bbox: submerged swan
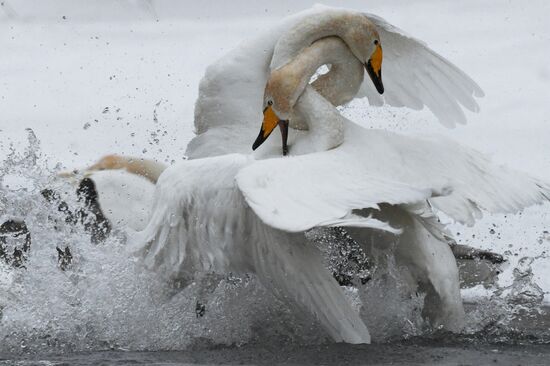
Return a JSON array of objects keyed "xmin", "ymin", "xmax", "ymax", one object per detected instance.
[
  {"xmin": 58, "ymin": 154, "xmax": 167, "ymax": 231},
  {"xmin": 85, "ymin": 154, "xmax": 167, "ymax": 184},
  {"xmin": 0, "ymin": 155, "xmax": 165, "ymax": 271},
  {"xmin": 60, "ymin": 154, "xmax": 167, "ymax": 184},
  {"xmin": 134, "ymin": 7, "xmax": 549, "ymax": 344}
]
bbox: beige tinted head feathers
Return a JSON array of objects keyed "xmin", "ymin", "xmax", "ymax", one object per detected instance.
[
  {"xmin": 253, "ymin": 12, "xmax": 384, "ymax": 155},
  {"xmin": 269, "ymin": 11, "xmax": 384, "ymax": 95},
  {"xmin": 252, "ymin": 67, "xmax": 304, "ymax": 155}
]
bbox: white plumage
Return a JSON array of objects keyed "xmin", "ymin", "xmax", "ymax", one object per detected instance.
[
  {"xmin": 60, "ymin": 155, "xmax": 167, "ymax": 232},
  {"xmin": 90, "ymin": 169, "xmax": 155, "ymax": 231},
  {"xmin": 132, "ymin": 6, "xmax": 549, "ymax": 344},
  {"xmin": 358, "ymin": 12, "xmax": 484, "ymax": 127}
]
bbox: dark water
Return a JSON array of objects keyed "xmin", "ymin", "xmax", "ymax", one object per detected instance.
[{"xmin": 2, "ymin": 341, "xmax": 550, "ymax": 366}]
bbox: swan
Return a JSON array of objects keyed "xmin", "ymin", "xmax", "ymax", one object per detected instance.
[
  {"xmin": 187, "ymin": 6, "xmax": 482, "ymax": 159},
  {"xmin": 58, "ymin": 154, "xmax": 167, "ymax": 231},
  {"xmin": 51, "ymin": 147, "xmax": 502, "ymax": 281},
  {"xmin": 71, "ymin": 154, "xmax": 167, "ymax": 231},
  {"xmin": 0, "ymin": 154, "xmax": 165, "ymax": 272},
  {"xmin": 84, "ymin": 154, "xmax": 167, "ymax": 184},
  {"xmin": 47, "ymin": 150, "xmax": 502, "ymax": 282},
  {"xmin": 239, "ymin": 36, "xmax": 548, "ymax": 327},
  {"xmin": 133, "ymin": 6, "xmax": 549, "ymax": 344}
]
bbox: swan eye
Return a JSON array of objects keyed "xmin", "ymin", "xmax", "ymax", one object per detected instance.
[
  {"xmin": 374, "ymin": 40, "xmax": 379, "ymax": 45},
  {"xmin": 267, "ymin": 100, "xmax": 273, "ymax": 106}
]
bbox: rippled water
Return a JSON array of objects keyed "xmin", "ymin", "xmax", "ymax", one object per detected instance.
[{"xmin": 0, "ymin": 131, "xmax": 549, "ymax": 362}]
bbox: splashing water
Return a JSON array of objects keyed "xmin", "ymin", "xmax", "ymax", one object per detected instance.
[
  {"xmin": 0, "ymin": 131, "xmax": 329, "ymax": 354},
  {"xmin": 1, "ymin": 130, "xmax": 549, "ymax": 356}
]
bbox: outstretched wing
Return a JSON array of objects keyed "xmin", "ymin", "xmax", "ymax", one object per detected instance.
[
  {"xmin": 236, "ymin": 122, "xmax": 550, "ymax": 232},
  {"xmin": 361, "ymin": 13, "xmax": 484, "ymax": 128},
  {"xmin": 236, "ymin": 151, "xmax": 448, "ymax": 233}
]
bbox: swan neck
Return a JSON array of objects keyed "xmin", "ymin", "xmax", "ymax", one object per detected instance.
[
  {"xmin": 293, "ymin": 87, "xmax": 345, "ymax": 152},
  {"xmin": 275, "ymin": 38, "xmax": 361, "ymax": 152},
  {"xmin": 282, "ymin": 37, "xmax": 363, "ymax": 112},
  {"xmin": 270, "ymin": 9, "xmax": 357, "ymax": 69}
]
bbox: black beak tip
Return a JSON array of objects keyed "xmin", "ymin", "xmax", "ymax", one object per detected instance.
[
  {"xmin": 252, "ymin": 130, "xmax": 265, "ymax": 151},
  {"xmin": 365, "ymin": 62, "xmax": 384, "ymax": 95},
  {"xmin": 252, "ymin": 140, "xmax": 260, "ymax": 151}
]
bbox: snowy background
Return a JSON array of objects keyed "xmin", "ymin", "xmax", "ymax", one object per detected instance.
[
  {"xmin": 2, "ymin": 0, "xmax": 548, "ymax": 172},
  {"xmin": 0, "ymin": 0, "xmax": 550, "ymax": 348}
]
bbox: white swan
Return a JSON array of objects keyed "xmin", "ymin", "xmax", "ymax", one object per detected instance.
[
  {"xmin": 59, "ymin": 155, "xmax": 167, "ymax": 231},
  {"xmin": 187, "ymin": 6, "xmax": 483, "ymax": 159},
  {"xmin": 74, "ymin": 155, "xmax": 167, "ymax": 230},
  {"xmin": 134, "ymin": 7, "xmax": 549, "ymax": 344}
]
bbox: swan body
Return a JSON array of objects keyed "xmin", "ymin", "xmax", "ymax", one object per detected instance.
[
  {"xmin": 134, "ymin": 6, "xmax": 549, "ymax": 343},
  {"xmin": 89, "ymin": 169, "xmax": 155, "ymax": 231},
  {"xmin": 58, "ymin": 154, "xmax": 167, "ymax": 232},
  {"xmin": 82, "ymin": 155, "xmax": 166, "ymax": 231},
  {"xmin": 135, "ymin": 153, "xmax": 373, "ymax": 343}
]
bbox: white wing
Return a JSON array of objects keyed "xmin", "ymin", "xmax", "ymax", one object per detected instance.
[
  {"xmin": 236, "ymin": 152, "xmax": 447, "ymax": 233},
  {"xmin": 237, "ymin": 122, "xmax": 550, "ymax": 232},
  {"xmin": 131, "ymin": 154, "xmax": 372, "ymax": 343},
  {"xmin": 129, "ymin": 154, "xmax": 252, "ymax": 279},
  {"xmin": 361, "ymin": 13, "xmax": 484, "ymax": 128},
  {"xmin": 250, "ymin": 219, "xmax": 371, "ymax": 343}
]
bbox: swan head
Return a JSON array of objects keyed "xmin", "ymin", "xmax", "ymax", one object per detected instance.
[
  {"xmin": 364, "ymin": 38, "xmax": 384, "ymax": 95},
  {"xmin": 252, "ymin": 69, "xmax": 298, "ymax": 155},
  {"xmin": 252, "ymin": 14, "xmax": 385, "ymax": 155},
  {"xmin": 340, "ymin": 16, "xmax": 384, "ymax": 94}
]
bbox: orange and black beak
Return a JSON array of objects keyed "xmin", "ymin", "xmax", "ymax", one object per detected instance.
[
  {"xmin": 252, "ymin": 105, "xmax": 289, "ymax": 155},
  {"xmin": 365, "ymin": 43, "xmax": 384, "ymax": 94}
]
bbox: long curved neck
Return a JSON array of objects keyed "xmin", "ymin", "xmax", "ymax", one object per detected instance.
[
  {"xmin": 282, "ymin": 37, "xmax": 363, "ymax": 104},
  {"xmin": 87, "ymin": 155, "xmax": 167, "ymax": 184},
  {"xmin": 122, "ymin": 158, "xmax": 167, "ymax": 184},
  {"xmin": 270, "ymin": 9, "xmax": 362, "ymax": 70},
  {"xmin": 275, "ymin": 37, "xmax": 363, "ymax": 151},
  {"xmin": 292, "ymin": 86, "xmax": 347, "ymax": 154}
]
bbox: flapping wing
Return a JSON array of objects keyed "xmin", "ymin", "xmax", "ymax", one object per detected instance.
[
  {"xmin": 237, "ymin": 120, "xmax": 550, "ymax": 232},
  {"xmin": 361, "ymin": 13, "xmax": 484, "ymax": 128},
  {"xmin": 236, "ymin": 151, "xmax": 449, "ymax": 233},
  {"xmin": 128, "ymin": 154, "xmax": 252, "ymax": 279},
  {"xmin": 420, "ymin": 136, "xmax": 550, "ymax": 225}
]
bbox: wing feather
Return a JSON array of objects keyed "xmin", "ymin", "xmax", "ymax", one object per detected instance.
[
  {"xmin": 361, "ymin": 13, "xmax": 483, "ymax": 127},
  {"xmin": 237, "ymin": 121, "xmax": 550, "ymax": 231},
  {"xmin": 236, "ymin": 151, "xmax": 448, "ymax": 233}
]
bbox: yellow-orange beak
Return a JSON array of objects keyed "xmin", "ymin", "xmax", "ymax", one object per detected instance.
[
  {"xmin": 252, "ymin": 105, "xmax": 289, "ymax": 155},
  {"xmin": 366, "ymin": 43, "xmax": 384, "ymax": 94}
]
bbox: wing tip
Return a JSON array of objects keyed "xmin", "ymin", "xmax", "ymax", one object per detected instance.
[{"xmin": 473, "ymin": 85, "xmax": 485, "ymax": 98}]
